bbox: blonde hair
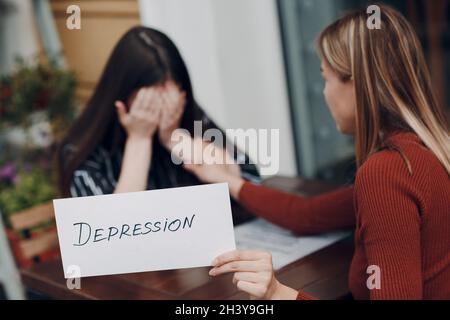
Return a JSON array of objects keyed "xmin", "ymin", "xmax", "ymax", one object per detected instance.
[{"xmin": 317, "ymin": 4, "xmax": 450, "ymax": 175}]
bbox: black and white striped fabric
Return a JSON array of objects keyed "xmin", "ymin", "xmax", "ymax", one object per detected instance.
[
  {"xmin": 70, "ymin": 147, "xmax": 121, "ymax": 197},
  {"xmin": 69, "ymin": 144, "xmax": 261, "ymax": 198}
]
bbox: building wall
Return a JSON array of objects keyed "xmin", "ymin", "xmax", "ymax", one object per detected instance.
[{"xmin": 50, "ymin": 0, "xmax": 141, "ymax": 104}]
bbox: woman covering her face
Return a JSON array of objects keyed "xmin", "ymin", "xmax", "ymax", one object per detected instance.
[{"xmin": 57, "ymin": 26, "xmax": 259, "ymax": 225}]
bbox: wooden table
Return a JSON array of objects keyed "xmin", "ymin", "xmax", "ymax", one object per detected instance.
[{"xmin": 20, "ymin": 176, "xmax": 355, "ymax": 300}]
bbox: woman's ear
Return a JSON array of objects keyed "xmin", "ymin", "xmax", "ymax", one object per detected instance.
[
  {"xmin": 115, "ymin": 101, "xmax": 128, "ymax": 123},
  {"xmin": 126, "ymin": 89, "xmax": 140, "ymax": 112}
]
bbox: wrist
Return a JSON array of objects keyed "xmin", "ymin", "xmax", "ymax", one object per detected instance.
[
  {"xmin": 228, "ymin": 176, "xmax": 245, "ymax": 200},
  {"xmin": 159, "ymin": 133, "xmax": 173, "ymax": 150},
  {"xmin": 127, "ymin": 135, "xmax": 153, "ymax": 144},
  {"xmin": 268, "ymin": 280, "xmax": 298, "ymax": 300},
  {"xmin": 159, "ymin": 129, "xmax": 188, "ymax": 152}
]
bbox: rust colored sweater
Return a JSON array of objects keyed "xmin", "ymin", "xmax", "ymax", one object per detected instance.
[{"xmin": 238, "ymin": 132, "xmax": 450, "ymax": 300}]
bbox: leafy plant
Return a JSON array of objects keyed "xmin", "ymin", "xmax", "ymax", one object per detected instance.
[
  {"xmin": 0, "ymin": 58, "xmax": 78, "ymax": 224},
  {"xmin": 0, "ymin": 58, "xmax": 78, "ymax": 141},
  {"xmin": 0, "ymin": 165, "xmax": 56, "ymax": 217}
]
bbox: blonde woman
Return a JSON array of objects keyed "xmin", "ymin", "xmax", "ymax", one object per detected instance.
[{"xmin": 185, "ymin": 5, "xmax": 450, "ymax": 300}]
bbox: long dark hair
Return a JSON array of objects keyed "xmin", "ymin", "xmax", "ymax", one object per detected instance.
[
  {"xmin": 317, "ymin": 5, "xmax": 450, "ymax": 174},
  {"xmin": 57, "ymin": 26, "xmax": 208, "ymax": 196}
]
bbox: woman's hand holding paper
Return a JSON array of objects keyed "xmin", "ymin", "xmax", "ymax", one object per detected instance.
[{"xmin": 209, "ymin": 250, "xmax": 298, "ymax": 300}]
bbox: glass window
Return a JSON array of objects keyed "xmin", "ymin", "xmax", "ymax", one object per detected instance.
[{"xmin": 278, "ymin": 0, "xmax": 450, "ymax": 183}]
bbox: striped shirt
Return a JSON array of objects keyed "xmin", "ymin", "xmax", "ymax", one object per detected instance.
[{"xmin": 69, "ymin": 143, "xmax": 260, "ymax": 198}]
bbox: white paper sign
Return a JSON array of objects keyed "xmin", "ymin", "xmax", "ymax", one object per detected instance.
[{"xmin": 53, "ymin": 183, "xmax": 236, "ymax": 278}]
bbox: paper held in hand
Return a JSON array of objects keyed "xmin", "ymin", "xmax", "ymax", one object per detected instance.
[{"xmin": 53, "ymin": 183, "xmax": 236, "ymax": 278}]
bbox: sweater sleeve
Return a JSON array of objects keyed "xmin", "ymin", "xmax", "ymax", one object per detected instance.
[
  {"xmin": 355, "ymin": 152, "xmax": 423, "ymax": 299},
  {"xmin": 238, "ymin": 181, "xmax": 355, "ymax": 235},
  {"xmin": 296, "ymin": 291, "xmax": 317, "ymax": 300}
]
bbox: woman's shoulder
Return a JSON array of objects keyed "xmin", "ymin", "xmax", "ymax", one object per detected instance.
[
  {"xmin": 73, "ymin": 145, "xmax": 119, "ymax": 174},
  {"xmin": 355, "ymin": 131, "xmax": 445, "ymax": 194},
  {"xmin": 355, "ymin": 146, "xmax": 409, "ymax": 187},
  {"xmin": 69, "ymin": 145, "xmax": 119, "ymax": 196}
]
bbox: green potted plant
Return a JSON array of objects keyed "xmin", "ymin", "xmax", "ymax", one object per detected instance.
[{"xmin": 0, "ymin": 58, "xmax": 78, "ymax": 266}]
